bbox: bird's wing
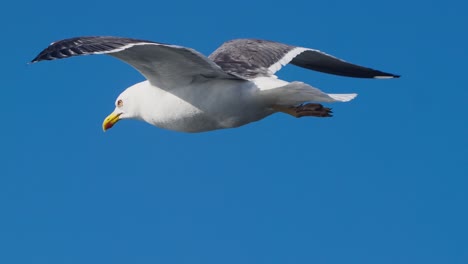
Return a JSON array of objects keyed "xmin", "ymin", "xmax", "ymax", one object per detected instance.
[
  {"xmin": 31, "ymin": 36, "xmax": 244, "ymax": 89},
  {"xmin": 209, "ymin": 39, "xmax": 399, "ymax": 79}
]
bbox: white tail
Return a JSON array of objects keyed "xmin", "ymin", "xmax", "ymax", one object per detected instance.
[
  {"xmin": 328, "ymin": 93, "xmax": 358, "ymax": 102},
  {"xmin": 259, "ymin": 81, "xmax": 358, "ymax": 106}
]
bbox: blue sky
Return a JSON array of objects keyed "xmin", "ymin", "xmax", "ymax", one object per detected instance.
[{"xmin": 2, "ymin": 0, "xmax": 467, "ymax": 263}]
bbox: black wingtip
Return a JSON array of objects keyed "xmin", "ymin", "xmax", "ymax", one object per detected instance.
[
  {"xmin": 28, "ymin": 55, "xmax": 42, "ymax": 64},
  {"xmin": 30, "ymin": 49, "xmax": 51, "ymax": 64}
]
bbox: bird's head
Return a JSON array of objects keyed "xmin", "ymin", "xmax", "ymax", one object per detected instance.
[{"xmin": 102, "ymin": 87, "xmax": 140, "ymax": 131}]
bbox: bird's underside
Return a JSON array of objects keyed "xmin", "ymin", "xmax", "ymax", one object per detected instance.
[{"xmin": 31, "ymin": 36, "xmax": 399, "ymax": 132}]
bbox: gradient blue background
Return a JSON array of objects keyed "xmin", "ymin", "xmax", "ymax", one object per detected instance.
[{"xmin": 3, "ymin": 0, "xmax": 467, "ymax": 263}]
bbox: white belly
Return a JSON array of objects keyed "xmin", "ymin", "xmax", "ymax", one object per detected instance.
[{"xmin": 137, "ymin": 79, "xmax": 273, "ymax": 132}]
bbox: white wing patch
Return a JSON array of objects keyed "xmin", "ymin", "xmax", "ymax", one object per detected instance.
[
  {"xmin": 91, "ymin": 42, "xmax": 164, "ymax": 55},
  {"xmin": 267, "ymin": 47, "xmax": 308, "ymax": 75},
  {"xmin": 373, "ymin": 76, "xmax": 396, "ymax": 79}
]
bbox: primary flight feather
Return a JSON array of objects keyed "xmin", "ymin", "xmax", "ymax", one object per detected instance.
[{"xmin": 32, "ymin": 36, "xmax": 399, "ymax": 133}]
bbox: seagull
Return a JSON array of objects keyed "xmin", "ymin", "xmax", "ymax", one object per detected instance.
[{"xmin": 31, "ymin": 36, "xmax": 399, "ymax": 133}]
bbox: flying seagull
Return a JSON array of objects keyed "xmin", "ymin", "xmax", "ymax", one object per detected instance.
[{"xmin": 31, "ymin": 36, "xmax": 399, "ymax": 133}]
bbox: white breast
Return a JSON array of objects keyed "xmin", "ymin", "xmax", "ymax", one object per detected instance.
[{"xmin": 133, "ymin": 79, "xmax": 272, "ymax": 132}]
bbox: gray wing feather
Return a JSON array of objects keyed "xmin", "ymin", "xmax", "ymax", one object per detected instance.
[
  {"xmin": 208, "ymin": 39, "xmax": 295, "ymax": 78},
  {"xmin": 209, "ymin": 39, "xmax": 399, "ymax": 79},
  {"xmin": 32, "ymin": 36, "xmax": 244, "ymax": 89}
]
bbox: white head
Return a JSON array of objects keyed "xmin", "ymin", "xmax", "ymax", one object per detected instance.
[{"xmin": 102, "ymin": 84, "xmax": 143, "ymax": 131}]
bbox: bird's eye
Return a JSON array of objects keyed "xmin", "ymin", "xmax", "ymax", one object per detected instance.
[{"xmin": 117, "ymin": 99, "xmax": 123, "ymax": 107}]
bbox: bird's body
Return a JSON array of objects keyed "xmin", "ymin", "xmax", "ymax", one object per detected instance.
[
  {"xmin": 31, "ymin": 37, "xmax": 399, "ymax": 133},
  {"xmin": 126, "ymin": 78, "xmax": 270, "ymax": 132}
]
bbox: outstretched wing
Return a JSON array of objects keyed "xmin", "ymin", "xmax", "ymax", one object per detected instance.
[
  {"xmin": 209, "ymin": 39, "xmax": 399, "ymax": 79},
  {"xmin": 32, "ymin": 36, "xmax": 244, "ymax": 89}
]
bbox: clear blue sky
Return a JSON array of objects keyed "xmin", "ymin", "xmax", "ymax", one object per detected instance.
[{"xmin": 2, "ymin": 0, "xmax": 467, "ymax": 263}]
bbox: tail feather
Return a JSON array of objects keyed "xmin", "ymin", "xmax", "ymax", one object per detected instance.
[
  {"xmin": 328, "ymin": 93, "xmax": 358, "ymax": 102},
  {"xmin": 259, "ymin": 81, "xmax": 357, "ymax": 106}
]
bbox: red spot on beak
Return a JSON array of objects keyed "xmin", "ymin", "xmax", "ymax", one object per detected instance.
[{"xmin": 104, "ymin": 122, "xmax": 114, "ymax": 131}]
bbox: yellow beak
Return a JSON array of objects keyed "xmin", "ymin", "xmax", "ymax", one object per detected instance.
[{"xmin": 102, "ymin": 112, "xmax": 121, "ymax": 131}]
